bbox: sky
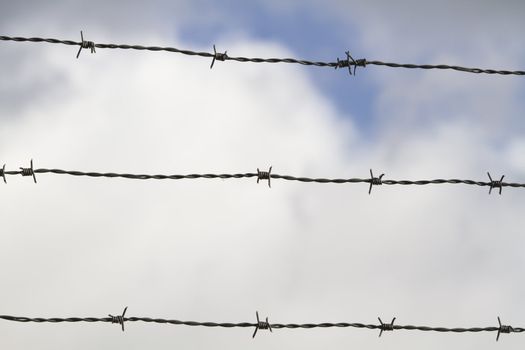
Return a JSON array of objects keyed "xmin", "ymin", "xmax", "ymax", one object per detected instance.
[{"xmin": 1, "ymin": 1, "xmax": 525, "ymax": 349}]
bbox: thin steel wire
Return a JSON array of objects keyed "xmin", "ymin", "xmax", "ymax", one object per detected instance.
[
  {"xmin": 1, "ymin": 34, "xmax": 523, "ymax": 76},
  {"xmin": 2, "ymin": 163, "xmax": 524, "ymax": 194},
  {"xmin": 0, "ymin": 310, "xmax": 522, "ymax": 341}
]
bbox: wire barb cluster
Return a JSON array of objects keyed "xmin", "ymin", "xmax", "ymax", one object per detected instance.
[
  {"xmin": 109, "ymin": 307, "xmax": 127, "ymax": 332},
  {"xmin": 368, "ymin": 169, "xmax": 384, "ymax": 194},
  {"xmin": 1, "ymin": 164, "xmax": 6, "ymax": 184},
  {"xmin": 76, "ymin": 31, "xmax": 95, "ymax": 58},
  {"xmin": 378, "ymin": 317, "xmax": 395, "ymax": 337},
  {"xmin": 257, "ymin": 166, "xmax": 272, "ymax": 188},
  {"xmin": 253, "ymin": 311, "xmax": 272, "ymax": 338},
  {"xmin": 18, "ymin": 159, "xmax": 37, "ymax": 183},
  {"xmin": 1, "ymin": 161, "xmax": 524, "ymax": 194},
  {"xmin": 210, "ymin": 44, "xmax": 227, "ymax": 69},
  {"xmin": 1, "ymin": 33, "xmax": 524, "ymax": 76},
  {"xmin": 0, "ymin": 309, "xmax": 522, "ymax": 341},
  {"xmin": 335, "ymin": 51, "xmax": 367, "ymax": 75},
  {"xmin": 487, "ymin": 172, "xmax": 504, "ymax": 195},
  {"xmin": 497, "ymin": 316, "xmax": 514, "ymax": 341}
]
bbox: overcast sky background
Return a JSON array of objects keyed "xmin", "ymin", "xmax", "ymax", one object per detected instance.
[{"xmin": 1, "ymin": 1, "xmax": 525, "ymax": 349}]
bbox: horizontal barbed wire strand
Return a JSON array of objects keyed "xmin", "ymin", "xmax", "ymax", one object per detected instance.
[
  {"xmin": 0, "ymin": 310, "xmax": 521, "ymax": 341},
  {"xmin": 0, "ymin": 34, "xmax": 523, "ymax": 76},
  {"xmin": 1, "ymin": 162, "xmax": 522, "ymax": 194}
]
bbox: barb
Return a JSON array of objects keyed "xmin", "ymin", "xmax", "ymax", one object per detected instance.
[
  {"xmin": 252, "ymin": 311, "xmax": 272, "ymax": 338},
  {"xmin": 497, "ymin": 316, "xmax": 514, "ymax": 341},
  {"xmin": 1, "ymin": 311, "xmax": 523, "ymax": 340},
  {"xmin": 335, "ymin": 51, "xmax": 366, "ymax": 75},
  {"xmin": 487, "ymin": 172, "xmax": 504, "ymax": 195},
  {"xmin": 210, "ymin": 44, "xmax": 228, "ymax": 69},
  {"xmin": 257, "ymin": 166, "xmax": 272, "ymax": 188},
  {"xmin": 1, "ymin": 164, "xmax": 6, "ymax": 184},
  {"xmin": 76, "ymin": 31, "xmax": 95, "ymax": 59},
  {"xmin": 1, "ymin": 162, "xmax": 525, "ymax": 193},
  {"xmin": 368, "ymin": 169, "xmax": 384, "ymax": 194},
  {"xmin": 1, "ymin": 34, "xmax": 523, "ymax": 76},
  {"xmin": 18, "ymin": 159, "xmax": 37, "ymax": 183},
  {"xmin": 378, "ymin": 317, "xmax": 395, "ymax": 337},
  {"xmin": 109, "ymin": 307, "xmax": 127, "ymax": 332}
]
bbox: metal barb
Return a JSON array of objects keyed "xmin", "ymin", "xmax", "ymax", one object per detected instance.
[
  {"xmin": 335, "ymin": 56, "xmax": 349, "ymax": 73},
  {"xmin": 19, "ymin": 159, "xmax": 37, "ymax": 183},
  {"xmin": 487, "ymin": 172, "xmax": 504, "ymax": 195},
  {"xmin": 356, "ymin": 58, "xmax": 367, "ymax": 68},
  {"xmin": 257, "ymin": 166, "xmax": 272, "ymax": 188},
  {"xmin": 76, "ymin": 31, "xmax": 95, "ymax": 59},
  {"xmin": 335, "ymin": 52, "xmax": 357, "ymax": 75},
  {"xmin": 252, "ymin": 311, "xmax": 272, "ymax": 338},
  {"xmin": 335, "ymin": 51, "xmax": 366, "ymax": 75},
  {"xmin": 497, "ymin": 316, "xmax": 514, "ymax": 341},
  {"xmin": 346, "ymin": 51, "xmax": 358, "ymax": 75},
  {"xmin": 378, "ymin": 317, "xmax": 396, "ymax": 337},
  {"xmin": 210, "ymin": 44, "xmax": 228, "ymax": 69},
  {"xmin": 368, "ymin": 169, "xmax": 384, "ymax": 194},
  {"xmin": 109, "ymin": 306, "xmax": 128, "ymax": 332},
  {"xmin": 1, "ymin": 164, "xmax": 6, "ymax": 184}
]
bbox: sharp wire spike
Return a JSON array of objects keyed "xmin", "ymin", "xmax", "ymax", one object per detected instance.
[
  {"xmin": 368, "ymin": 169, "xmax": 384, "ymax": 194},
  {"xmin": 378, "ymin": 317, "xmax": 395, "ymax": 337},
  {"xmin": 257, "ymin": 166, "xmax": 272, "ymax": 188},
  {"xmin": 497, "ymin": 316, "xmax": 514, "ymax": 341},
  {"xmin": 19, "ymin": 159, "xmax": 36, "ymax": 183},
  {"xmin": 108, "ymin": 306, "xmax": 128, "ymax": 332},
  {"xmin": 76, "ymin": 30, "xmax": 95, "ymax": 59},
  {"xmin": 210, "ymin": 44, "xmax": 227, "ymax": 69},
  {"xmin": 252, "ymin": 311, "xmax": 272, "ymax": 338},
  {"xmin": 1, "ymin": 164, "xmax": 6, "ymax": 184},
  {"xmin": 346, "ymin": 51, "xmax": 357, "ymax": 75},
  {"xmin": 487, "ymin": 172, "xmax": 504, "ymax": 195}
]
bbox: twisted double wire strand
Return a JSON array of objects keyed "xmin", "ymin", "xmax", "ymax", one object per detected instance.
[
  {"xmin": 1, "ymin": 161, "xmax": 523, "ymax": 194},
  {"xmin": 0, "ymin": 309, "xmax": 521, "ymax": 341},
  {"xmin": 1, "ymin": 32, "xmax": 523, "ymax": 75}
]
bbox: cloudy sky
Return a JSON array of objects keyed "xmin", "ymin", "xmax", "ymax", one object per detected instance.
[{"xmin": 1, "ymin": 1, "xmax": 525, "ymax": 349}]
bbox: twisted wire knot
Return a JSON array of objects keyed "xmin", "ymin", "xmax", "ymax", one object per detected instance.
[
  {"xmin": 368, "ymin": 169, "xmax": 384, "ymax": 194},
  {"xmin": 1, "ymin": 164, "xmax": 6, "ymax": 184},
  {"xmin": 76, "ymin": 31, "xmax": 96, "ymax": 59},
  {"xmin": 252, "ymin": 311, "xmax": 272, "ymax": 338},
  {"xmin": 210, "ymin": 44, "xmax": 228, "ymax": 69},
  {"xmin": 355, "ymin": 58, "xmax": 367, "ymax": 67},
  {"xmin": 497, "ymin": 316, "xmax": 514, "ymax": 341},
  {"xmin": 109, "ymin": 306, "xmax": 127, "ymax": 332},
  {"xmin": 19, "ymin": 159, "xmax": 37, "ymax": 183},
  {"xmin": 378, "ymin": 317, "xmax": 396, "ymax": 337},
  {"xmin": 335, "ymin": 51, "xmax": 366, "ymax": 75},
  {"xmin": 20, "ymin": 168, "xmax": 33, "ymax": 176},
  {"xmin": 257, "ymin": 166, "xmax": 272, "ymax": 188},
  {"xmin": 487, "ymin": 172, "xmax": 504, "ymax": 195}
]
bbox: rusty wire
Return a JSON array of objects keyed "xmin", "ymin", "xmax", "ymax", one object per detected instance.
[
  {"xmin": 1, "ymin": 33, "xmax": 524, "ymax": 76},
  {"xmin": 1, "ymin": 161, "xmax": 523, "ymax": 195},
  {"xmin": 0, "ymin": 309, "xmax": 521, "ymax": 341}
]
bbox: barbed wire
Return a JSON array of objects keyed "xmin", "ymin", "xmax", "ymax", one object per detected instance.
[
  {"xmin": 0, "ymin": 308, "xmax": 521, "ymax": 341},
  {"xmin": 0, "ymin": 160, "xmax": 525, "ymax": 194},
  {"xmin": 1, "ymin": 161, "xmax": 523, "ymax": 194},
  {"xmin": 1, "ymin": 32, "xmax": 524, "ymax": 76}
]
